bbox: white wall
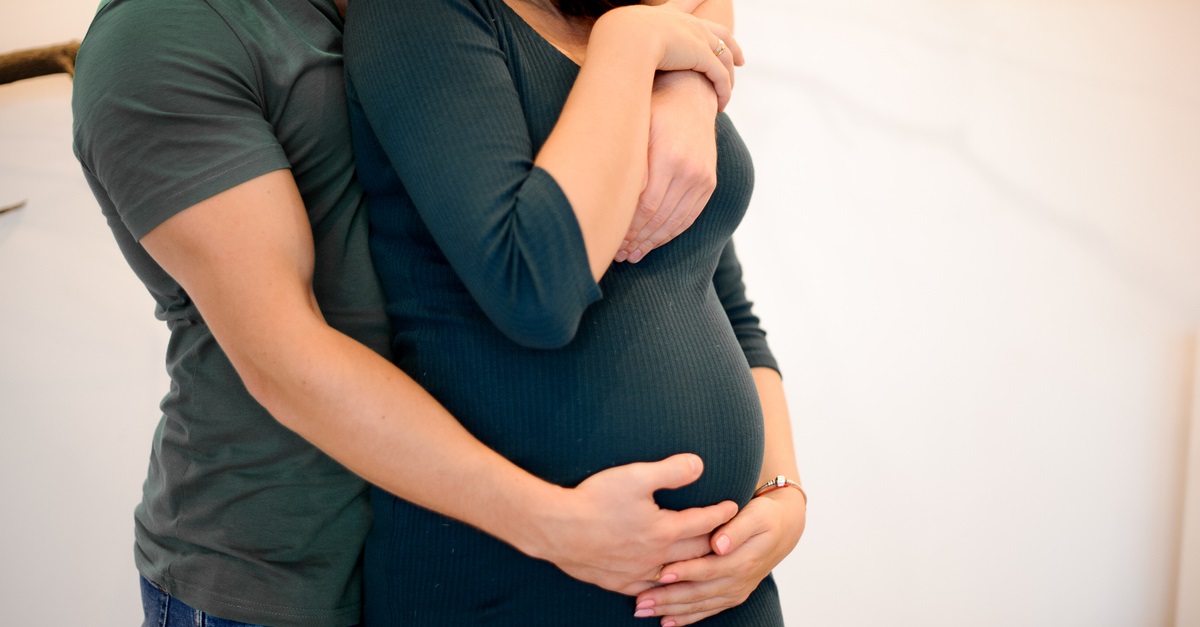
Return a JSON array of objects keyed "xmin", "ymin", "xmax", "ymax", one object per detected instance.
[{"xmin": 1, "ymin": 1, "xmax": 1197, "ymax": 625}]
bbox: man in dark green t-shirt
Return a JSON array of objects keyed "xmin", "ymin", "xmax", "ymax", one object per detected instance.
[{"xmin": 71, "ymin": 0, "xmax": 762, "ymax": 625}]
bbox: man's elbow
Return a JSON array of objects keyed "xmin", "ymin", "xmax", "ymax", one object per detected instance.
[{"xmin": 222, "ymin": 345, "xmax": 306, "ymax": 432}]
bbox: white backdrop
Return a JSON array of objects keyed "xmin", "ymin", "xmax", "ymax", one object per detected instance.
[{"xmin": 2, "ymin": 1, "xmax": 1198, "ymax": 625}]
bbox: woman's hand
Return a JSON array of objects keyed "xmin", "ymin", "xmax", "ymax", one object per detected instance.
[
  {"xmin": 632, "ymin": 488, "xmax": 806, "ymax": 626},
  {"xmin": 593, "ymin": 5, "xmax": 743, "ymax": 111},
  {"xmin": 615, "ymin": 71, "xmax": 717, "ymax": 263}
]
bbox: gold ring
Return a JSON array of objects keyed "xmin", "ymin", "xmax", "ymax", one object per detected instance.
[{"xmin": 713, "ymin": 39, "xmax": 727, "ymax": 57}]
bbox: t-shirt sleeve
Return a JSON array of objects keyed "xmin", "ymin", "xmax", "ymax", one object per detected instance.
[
  {"xmin": 344, "ymin": 0, "xmax": 601, "ymax": 350},
  {"xmin": 72, "ymin": 0, "xmax": 290, "ymax": 240},
  {"xmin": 714, "ymin": 240, "xmax": 780, "ymax": 374}
]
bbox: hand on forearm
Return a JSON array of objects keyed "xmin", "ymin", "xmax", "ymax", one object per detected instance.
[
  {"xmin": 536, "ymin": 5, "xmax": 736, "ymax": 279},
  {"xmin": 616, "ymin": 0, "xmax": 743, "ymax": 264},
  {"xmin": 617, "ymin": 70, "xmax": 718, "ymax": 263}
]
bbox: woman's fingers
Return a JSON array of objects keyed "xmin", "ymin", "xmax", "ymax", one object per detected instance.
[
  {"xmin": 661, "ymin": 608, "xmax": 725, "ymax": 627},
  {"xmin": 635, "ymin": 574, "xmax": 752, "ymax": 625},
  {"xmin": 700, "ymin": 21, "xmax": 744, "ymax": 67},
  {"xmin": 694, "ymin": 52, "xmax": 732, "ymax": 111},
  {"xmin": 628, "ymin": 174, "xmax": 687, "ymax": 260},
  {"xmin": 666, "ymin": 183, "xmax": 711, "ymax": 241},
  {"xmin": 710, "ymin": 497, "xmax": 772, "ymax": 555},
  {"xmin": 619, "ymin": 171, "xmax": 672, "ymax": 261},
  {"xmin": 632, "ymin": 495, "xmax": 806, "ymax": 624},
  {"xmin": 620, "ymin": 6, "xmax": 734, "ymax": 109},
  {"xmin": 643, "ymin": 579, "xmax": 736, "ymax": 613},
  {"xmin": 626, "ymin": 184, "xmax": 704, "ymax": 261},
  {"xmin": 698, "ymin": 21, "xmax": 740, "ymax": 90}
]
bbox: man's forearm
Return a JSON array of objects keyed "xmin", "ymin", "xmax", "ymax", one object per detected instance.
[
  {"xmin": 246, "ymin": 310, "xmax": 563, "ymax": 556},
  {"xmin": 248, "ymin": 315, "xmax": 734, "ymax": 594}
]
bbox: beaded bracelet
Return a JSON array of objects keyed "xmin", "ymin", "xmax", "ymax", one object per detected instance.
[{"xmin": 753, "ymin": 474, "xmax": 807, "ymax": 506}]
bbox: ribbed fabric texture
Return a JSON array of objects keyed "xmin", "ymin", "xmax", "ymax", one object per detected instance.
[{"xmin": 345, "ymin": 0, "xmax": 783, "ymax": 624}]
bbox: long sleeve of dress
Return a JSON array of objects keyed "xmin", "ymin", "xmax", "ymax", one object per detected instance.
[
  {"xmin": 714, "ymin": 240, "xmax": 780, "ymax": 374},
  {"xmin": 344, "ymin": 0, "xmax": 601, "ymax": 350}
]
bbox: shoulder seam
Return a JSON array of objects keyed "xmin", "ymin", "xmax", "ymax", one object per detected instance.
[{"xmin": 197, "ymin": 0, "xmax": 267, "ymax": 110}]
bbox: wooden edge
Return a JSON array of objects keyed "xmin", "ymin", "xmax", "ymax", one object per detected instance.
[{"xmin": 0, "ymin": 41, "xmax": 81, "ymax": 85}]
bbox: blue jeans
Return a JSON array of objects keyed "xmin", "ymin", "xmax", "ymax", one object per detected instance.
[{"xmin": 140, "ymin": 576, "xmax": 266, "ymax": 627}]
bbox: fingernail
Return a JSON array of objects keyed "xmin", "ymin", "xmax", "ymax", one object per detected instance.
[
  {"xmin": 629, "ymin": 249, "xmax": 644, "ymax": 263},
  {"xmin": 634, "ymin": 609, "xmax": 655, "ymax": 618},
  {"xmin": 664, "ymin": 622, "xmax": 677, "ymax": 627},
  {"xmin": 636, "ymin": 599, "xmax": 655, "ymax": 610},
  {"xmin": 658, "ymin": 573, "xmax": 678, "ymax": 584},
  {"xmin": 614, "ymin": 250, "xmax": 629, "ymax": 262},
  {"xmin": 716, "ymin": 535, "xmax": 731, "ymax": 554}
]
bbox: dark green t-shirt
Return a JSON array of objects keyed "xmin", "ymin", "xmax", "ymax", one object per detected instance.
[{"xmin": 72, "ymin": 0, "xmax": 390, "ymax": 624}]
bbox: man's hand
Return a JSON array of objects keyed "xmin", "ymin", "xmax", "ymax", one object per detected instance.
[
  {"xmin": 633, "ymin": 488, "xmax": 806, "ymax": 625},
  {"xmin": 518, "ymin": 453, "xmax": 739, "ymax": 596}
]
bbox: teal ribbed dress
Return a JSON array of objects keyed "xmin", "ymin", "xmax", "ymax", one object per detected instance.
[{"xmin": 345, "ymin": 0, "xmax": 785, "ymax": 624}]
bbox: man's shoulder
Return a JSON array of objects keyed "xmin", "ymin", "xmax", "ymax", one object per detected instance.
[
  {"xmin": 72, "ymin": 0, "xmax": 300, "ymax": 240},
  {"xmin": 84, "ymin": 0, "xmax": 230, "ymax": 46},
  {"xmin": 74, "ymin": 0, "xmax": 250, "ymax": 100}
]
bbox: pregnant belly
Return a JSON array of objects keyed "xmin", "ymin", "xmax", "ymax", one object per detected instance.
[{"xmin": 397, "ymin": 288, "xmax": 765, "ymax": 510}]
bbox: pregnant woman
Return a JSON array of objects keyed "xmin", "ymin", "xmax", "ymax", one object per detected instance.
[{"xmin": 345, "ymin": 0, "xmax": 805, "ymax": 624}]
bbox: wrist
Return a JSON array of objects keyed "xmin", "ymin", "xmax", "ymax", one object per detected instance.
[
  {"xmin": 494, "ymin": 479, "xmax": 575, "ymax": 562},
  {"xmin": 753, "ymin": 474, "xmax": 806, "ymax": 506},
  {"xmin": 652, "ymin": 70, "xmax": 719, "ymax": 110},
  {"xmin": 590, "ymin": 6, "xmax": 660, "ymax": 68},
  {"xmin": 760, "ymin": 486, "xmax": 807, "ymax": 545}
]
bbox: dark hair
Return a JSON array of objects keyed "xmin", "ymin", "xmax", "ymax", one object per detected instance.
[{"xmin": 554, "ymin": 0, "xmax": 640, "ymax": 20}]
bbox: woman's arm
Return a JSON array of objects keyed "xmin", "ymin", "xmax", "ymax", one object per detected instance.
[
  {"xmin": 634, "ymin": 243, "xmax": 806, "ymax": 626},
  {"xmin": 617, "ymin": 0, "xmax": 739, "ymax": 263},
  {"xmin": 534, "ymin": 4, "xmax": 734, "ymax": 279},
  {"xmin": 347, "ymin": 0, "xmax": 735, "ymax": 347}
]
